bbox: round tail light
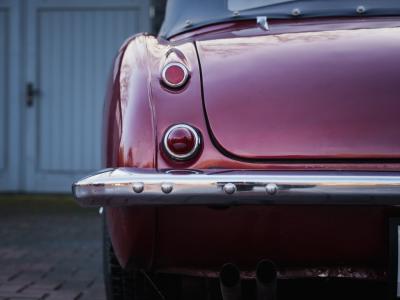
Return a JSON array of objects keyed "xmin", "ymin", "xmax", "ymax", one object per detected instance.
[
  {"xmin": 163, "ymin": 124, "xmax": 200, "ymax": 161},
  {"xmin": 161, "ymin": 62, "xmax": 189, "ymax": 88}
]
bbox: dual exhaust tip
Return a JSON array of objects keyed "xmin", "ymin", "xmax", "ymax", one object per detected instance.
[{"xmin": 220, "ymin": 260, "xmax": 277, "ymax": 300}]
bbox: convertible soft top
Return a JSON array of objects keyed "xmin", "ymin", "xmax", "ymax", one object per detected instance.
[{"xmin": 159, "ymin": 0, "xmax": 400, "ymax": 38}]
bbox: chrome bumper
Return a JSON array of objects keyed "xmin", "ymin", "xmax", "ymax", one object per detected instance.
[{"xmin": 72, "ymin": 168, "xmax": 400, "ymax": 207}]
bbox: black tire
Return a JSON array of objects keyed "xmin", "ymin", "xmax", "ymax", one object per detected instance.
[
  {"xmin": 103, "ymin": 214, "xmax": 147, "ymax": 300},
  {"xmin": 103, "ymin": 214, "xmax": 186, "ymax": 300}
]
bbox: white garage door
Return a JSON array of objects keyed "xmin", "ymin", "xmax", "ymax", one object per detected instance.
[{"xmin": 24, "ymin": 0, "xmax": 149, "ymax": 192}]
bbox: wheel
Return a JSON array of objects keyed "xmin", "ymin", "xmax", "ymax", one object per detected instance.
[
  {"xmin": 102, "ymin": 214, "xmax": 187, "ymax": 300},
  {"xmin": 103, "ymin": 214, "xmax": 148, "ymax": 300}
]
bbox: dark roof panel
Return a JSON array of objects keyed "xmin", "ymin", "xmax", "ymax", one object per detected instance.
[{"xmin": 159, "ymin": 0, "xmax": 400, "ymax": 39}]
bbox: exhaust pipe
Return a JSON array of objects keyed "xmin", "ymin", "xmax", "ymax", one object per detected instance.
[
  {"xmin": 219, "ymin": 263, "xmax": 242, "ymax": 300},
  {"xmin": 256, "ymin": 259, "xmax": 277, "ymax": 300}
]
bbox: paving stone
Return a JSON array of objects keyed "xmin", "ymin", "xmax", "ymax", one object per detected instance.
[
  {"xmin": 29, "ymin": 280, "xmax": 62, "ymax": 291},
  {"xmin": 6, "ymin": 298, "xmax": 40, "ymax": 300},
  {"xmin": 78, "ymin": 291, "xmax": 106, "ymax": 300},
  {"xmin": 12, "ymin": 290, "xmax": 47, "ymax": 298},
  {"xmin": 12, "ymin": 272, "xmax": 46, "ymax": 283},
  {"xmin": 0, "ymin": 283, "xmax": 29, "ymax": 293},
  {"xmin": 0, "ymin": 290, "xmax": 44, "ymax": 298},
  {"xmin": 7, "ymin": 298, "xmax": 41, "ymax": 300},
  {"xmin": 58, "ymin": 280, "xmax": 92, "ymax": 291},
  {"xmin": 0, "ymin": 198, "xmax": 105, "ymax": 300},
  {"xmin": 43, "ymin": 291, "xmax": 82, "ymax": 300}
]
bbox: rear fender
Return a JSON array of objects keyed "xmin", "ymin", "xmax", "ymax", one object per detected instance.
[{"xmin": 104, "ymin": 34, "xmax": 157, "ymax": 269}]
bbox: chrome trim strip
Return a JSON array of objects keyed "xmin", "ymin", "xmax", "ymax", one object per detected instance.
[{"xmin": 72, "ymin": 168, "xmax": 400, "ymax": 207}]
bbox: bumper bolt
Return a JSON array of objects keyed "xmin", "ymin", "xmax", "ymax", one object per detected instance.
[
  {"xmin": 223, "ymin": 183, "xmax": 237, "ymax": 195},
  {"xmin": 161, "ymin": 183, "xmax": 173, "ymax": 194},
  {"xmin": 266, "ymin": 183, "xmax": 278, "ymax": 195},
  {"xmin": 133, "ymin": 182, "xmax": 144, "ymax": 193}
]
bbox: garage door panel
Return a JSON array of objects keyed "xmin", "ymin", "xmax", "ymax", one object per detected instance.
[
  {"xmin": 38, "ymin": 9, "xmax": 138, "ymax": 174},
  {"xmin": 0, "ymin": 9, "xmax": 8, "ymax": 173}
]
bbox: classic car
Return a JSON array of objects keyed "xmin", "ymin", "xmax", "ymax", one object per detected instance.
[{"xmin": 73, "ymin": 0, "xmax": 400, "ymax": 299}]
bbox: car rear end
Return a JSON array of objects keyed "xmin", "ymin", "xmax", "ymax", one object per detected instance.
[{"xmin": 74, "ymin": 16, "xmax": 400, "ymax": 299}]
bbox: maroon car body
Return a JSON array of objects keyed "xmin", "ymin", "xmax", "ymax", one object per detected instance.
[{"xmin": 73, "ymin": 1, "xmax": 400, "ymax": 298}]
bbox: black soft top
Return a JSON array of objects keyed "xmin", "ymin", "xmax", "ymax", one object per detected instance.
[{"xmin": 159, "ymin": 0, "xmax": 400, "ymax": 39}]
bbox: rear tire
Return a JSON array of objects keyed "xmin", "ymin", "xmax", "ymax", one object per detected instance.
[
  {"xmin": 103, "ymin": 214, "xmax": 146, "ymax": 300},
  {"xmin": 103, "ymin": 214, "xmax": 188, "ymax": 300}
]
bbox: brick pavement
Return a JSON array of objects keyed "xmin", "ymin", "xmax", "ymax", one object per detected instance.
[{"xmin": 0, "ymin": 195, "xmax": 106, "ymax": 300}]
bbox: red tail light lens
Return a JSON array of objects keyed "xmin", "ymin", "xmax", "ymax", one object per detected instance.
[
  {"xmin": 161, "ymin": 62, "xmax": 189, "ymax": 88},
  {"xmin": 163, "ymin": 124, "xmax": 200, "ymax": 160}
]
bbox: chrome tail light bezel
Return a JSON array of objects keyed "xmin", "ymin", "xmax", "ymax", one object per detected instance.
[
  {"xmin": 161, "ymin": 62, "xmax": 189, "ymax": 88},
  {"xmin": 163, "ymin": 124, "xmax": 201, "ymax": 161}
]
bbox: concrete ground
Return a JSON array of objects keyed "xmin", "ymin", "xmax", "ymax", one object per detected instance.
[{"xmin": 0, "ymin": 195, "xmax": 105, "ymax": 300}]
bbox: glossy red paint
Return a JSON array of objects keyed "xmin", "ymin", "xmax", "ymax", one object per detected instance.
[
  {"xmin": 103, "ymin": 18, "xmax": 400, "ymax": 277},
  {"xmin": 197, "ymin": 22, "xmax": 400, "ymax": 160},
  {"xmin": 155, "ymin": 206, "xmax": 388, "ymax": 271},
  {"xmin": 103, "ymin": 35, "xmax": 157, "ymax": 268}
]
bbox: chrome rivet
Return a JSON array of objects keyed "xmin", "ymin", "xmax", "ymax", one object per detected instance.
[
  {"xmin": 266, "ymin": 183, "xmax": 278, "ymax": 195},
  {"xmin": 233, "ymin": 11, "xmax": 240, "ymax": 17},
  {"xmin": 99, "ymin": 207, "xmax": 104, "ymax": 215},
  {"xmin": 133, "ymin": 182, "xmax": 144, "ymax": 193},
  {"xmin": 356, "ymin": 5, "xmax": 366, "ymax": 14},
  {"xmin": 292, "ymin": 8, "xmax": 301, "ymax": 16},
  {"xmin": 161, "ymin": 183, "xmax": 173, "ymax": 194},
  {"xmin": 223, "ymin": 183, "xmax": 236, "ymax": 195},
  {"xmin": 185, "ymin": 19, "xmax": 192, "ymax": 27}
]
